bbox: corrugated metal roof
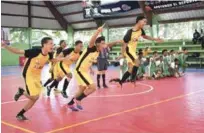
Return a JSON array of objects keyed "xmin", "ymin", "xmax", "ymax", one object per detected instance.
[
  {"xmin": 157, "ymin": 9, "xmax": 204, "ymax": 21},
  {"xmin": 71, "ymin": 21, "xmax": 97, "ymax": 29},
  {"xmin": 31, "ymin": 1, "xmax": 45, "ymax": 5},
  {"xmin": 57, "ymin": 3, "xmax": 82, "ymax": 14}
]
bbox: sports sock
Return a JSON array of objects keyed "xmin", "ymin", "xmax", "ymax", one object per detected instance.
[
  {"xmin": 76, "ymin": 92, "xmax": 87, "ymax": 101},
  {"xmin": 62, "ymin": 79, "xmax": 69, "ymax": 92},
  {"xmin": 17, "ymin": 109, "xmax": 26, "ymax": 116},
  {"xmin": 131, "ymin": 66, "xmax": 138, "ymax": 81},
  {"xmin": 43, "ymin": 78, "xmax": 53, "ymax": 87},
  {"xmin": 121, "ymin": 71, "xmax": 131, "ymax": 83},
  {"xmin": 50, "ymin": 80, "xmax": 59, "ymax": 89},
  {"xmin": 102, "ymin": 74, "xmax": 106, "ymax": 86},
  {"xmin": 68, "ymin": 98, "xmax": 74, "ymax": 105}
]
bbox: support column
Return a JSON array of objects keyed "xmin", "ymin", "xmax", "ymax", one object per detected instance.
[
  {"xmin": 102, "ymin": 25, "xmax": 109, "ymax": 42},
  {"xmin": 28, "ymin": 28, "xmax": 32, "ymax": 48},
  {"xmin": 67, "ymin": 25, "xmax": 74, "ymax": 47}
]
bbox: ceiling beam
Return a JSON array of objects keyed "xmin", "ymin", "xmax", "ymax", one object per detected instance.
[
  {"xmin": 158, "ymin": 17, "xmax": 204, "ymax": 24},
  {"xmin": 109, "ymin": 23, "xmax": 136, "ymax": 28},
  {"xmin": 1, "ymin": 13, "xmax": 55, "ymax": 20},
  {"xmin": 62, "ymin": 11, "xmax": 83, "ymax": 16},
  {"xmin": 28, "ymin": 1, "xmax": 31, "ymax": 27},
  {"xmin": 44, "ymin": 1, "xmax": 68, "ymax": 31},
  {"xmin": 1, "ymin": 1, "xmax": 27, "ymax": 5},
  {"xmin": 138, "ymin": 1, "xmax": 153, "ymax": 26},
  {"xmin": 154, "ymin": 4, "xmax": 204, "ymax": 14},
  {"xmin": 55, "ymin": 1, "xmax": 82, "ymax": 7},
  {"xmin": 70, "ymin": 19, "xmax": 94, "ymax": 24}
]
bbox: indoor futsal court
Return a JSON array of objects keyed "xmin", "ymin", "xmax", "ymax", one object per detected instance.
[{"xmin": 1, "ymin": 1, "xmax": 204, "ymax": 133}]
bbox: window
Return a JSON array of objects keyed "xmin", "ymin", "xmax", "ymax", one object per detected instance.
[
  {"xmin": 74, "ymin": 30, "xmax": 96, "ymax": 46},
  {"xmin": 31, "ymin": 29, "xmax": 68, "ymax": 47}
]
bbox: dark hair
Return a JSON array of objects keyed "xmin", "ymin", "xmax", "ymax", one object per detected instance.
[
  {"xmin": 136, "ymin": 16, "xmax": 146, "ymax": 23},
  {"xmin": 162, "ymin": 49, "xmax": 167, "ymax": 54},
  {"xmin": 59, "ymin": 40, "xmax": 65, "ymax": 46},
  {"xmin": 95, "ymin": 36, "xmax": 105, "ymax": 44},
  {"xmin": 138, "ymin": 49, "xmax": 143, "ymax": 52},
  {"xmin": 174, "ymin": 58, "xmax": 179, "ymax": 62},
  {"xmin": 41, "ymin": 37, "xmax": 52, "ymax": 47},
  {"xmin": 182, "ymin": 47, "xmax": 187, "ymax": 51},
  {"xmin": 170, "ymin": 49, "xmax": 174, "ymax": 53},
  {"xmin": 75, "ymin": 40, "xmax": 83, "ymax": 46},
  {"xmin": 153, "ymin": 51, "xmax": 158, "ymax": 55},
  {"xmin": 138, "ymin": 51, "xmax": 143, "ymax": 56}
]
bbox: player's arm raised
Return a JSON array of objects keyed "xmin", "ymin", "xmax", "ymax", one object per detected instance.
[
  {"xmin": 106, "ymin": 40, "xmax": 123, "ymax": 48},
  {"xmin": 1, "ymin": 41, "xmax": 25, "ymax": 54},
  {"xmin": 89, "ymin": 25, "xmax": 104, "ymax": 48}
]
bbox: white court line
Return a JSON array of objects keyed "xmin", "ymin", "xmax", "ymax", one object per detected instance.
[
  {"xmin": 1, "ymin": 82, "xmax": 153, "ymax": 105},
  {"xmin": 89, "ymin": 82, "xmax": 154, "ymax": 98}
]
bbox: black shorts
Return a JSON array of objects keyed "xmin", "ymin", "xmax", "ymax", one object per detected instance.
[{"xmin": 97, "ymin": 58, "xmax": 109, "ymax": 71}]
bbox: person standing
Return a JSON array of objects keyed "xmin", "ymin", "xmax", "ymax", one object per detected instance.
[{"xmin": 96, "ymin": 37, "xmax": 121, "ymax": 89}]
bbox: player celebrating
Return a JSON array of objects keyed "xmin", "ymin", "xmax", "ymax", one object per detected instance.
[
  {"xmin": 2, "ymin": 37, "xmax": 64, "ymax": 120},
  {"xmin": 67, "ymin": 25, "xmax": 122, "ymax": 111},
  {"xmin": 46, "ymin": 40, "xmax": 83, "ymax": 98},
  {"xmin": 115, "ymin": 16, "xmax": 162, "ymax": 86}
]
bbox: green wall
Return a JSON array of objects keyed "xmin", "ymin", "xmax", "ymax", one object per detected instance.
[{"xmin": 1, "ymin": 43, "xmax": 30, "ymax": 66}]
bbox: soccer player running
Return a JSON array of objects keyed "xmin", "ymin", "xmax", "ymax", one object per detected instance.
[
  {"xmin": 67, "ymin": 25, "xmax": 122, "ymax": 111},
  {"xmin": 1, "ymin": 37, "xmax": 65, "ymax": 120},
  {"xmin": 114, "ymin": 16, "xmax": 163, "ymax": 86},
  {"xmin": 43, "ymin": 40, "xmax": 67, "ymax": 91},
  {"xmin": 46, "ymin": 40, "xmax": 83, "ymax": 98}
]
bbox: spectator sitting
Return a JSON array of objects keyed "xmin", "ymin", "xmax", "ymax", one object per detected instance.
[
  {"xmin": 162, "ymin": 49, "xmax": 171, "ymax": 77},
  {"xmin": 169, "ymin": 58, "xmax": 182, "ymax": 78},
  {"xmin": 192, "ymin": 29, "xmax": 200, "ymax": 44},
  {"xmin": 153, "ymin": 56, "xmax": 164, "ymax": 79},
  {"xmin": 143, "ymin": 47, "xmax": 151, "ymax": 57}
]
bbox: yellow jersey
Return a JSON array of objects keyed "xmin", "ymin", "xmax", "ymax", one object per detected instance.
[
  {"xmin": 75, "ymin": 46, "xmax": 99, "ymax": 72},
  {"xmin": 23, "ymin": 49, "xmax": 53, "ymax": 78},
  {"xmin": 124, "ymin": 28, "xmax": 146, "ymax": 52}
]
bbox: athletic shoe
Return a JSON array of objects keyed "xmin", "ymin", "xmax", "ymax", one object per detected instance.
[
  {"xmin": 103, "ymin": 84, "xmax": 108, "ymax": 88},
  {"xmin": 68, "ymin": 105, "xmax": 78, "ymax": 111},
  {"xmin": 47, "ymin": 86, "xmax": 51, "ymax": 96},
  {"xmin": 14, "ymin": 87, "xmax": 24, "ymax": 101},
  {"xmin": 75, "ymin": 100, "xmax": 83, "ymax": 110},
  {"xmin": 61, "ymin": 91, "xmax": 68, "ymax": 98},
  {"xmin": 97, "ymin": 84, "xmax": 101, "ymax": 89},
  {"xmin": 16, "ymin": 114, "xmax": 28, "ymax": 121},
  {"xmin": 76, "ymin": 104, "xmax": 83, "ymax": 110}
]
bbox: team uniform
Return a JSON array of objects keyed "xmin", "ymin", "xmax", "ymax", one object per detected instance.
[
  {"xmin": 123, "ymin": 29, "xmax": 145, "ymax": 65},
  {"xmin": 75, "ymin": 46, "xmax": 99, "ymax": 86},
  {"xmin": 23, "ymin": 49, "xmax": 53, "ymax": 96},
  {"xmin": 51, "ymin": 47, "xmax": 63, "ymax": 78},
  {"xmin": 97, "ymin": 47, "xmax": 110, "ymax": 71},
  {"xmin": 53, "ymin": 48, "xmax": 81, "ymax": 79}
]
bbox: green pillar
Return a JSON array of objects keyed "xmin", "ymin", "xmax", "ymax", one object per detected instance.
[
  {"xmin": 152, "ymin": 14, "xmax": 159, "ymax": 38},
  {"xmin": 28, "ymin": 28, "xmax": 32, "ymax": 48},
  {"xmin": 67, "ymin": 25, "xmax": 74, "ymax": 47},
  {"xmin": 102, "ymin": 25, "xmax": 109, "ymax": 42}
]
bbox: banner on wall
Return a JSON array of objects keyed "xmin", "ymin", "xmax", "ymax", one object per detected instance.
[
  {"xmin": 83, "ymin": 1, "xmax": 140, "ymax": 19},
  {"xmin": 145, "ymin": 1, "xmax": 200, "ymax": 10}
]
